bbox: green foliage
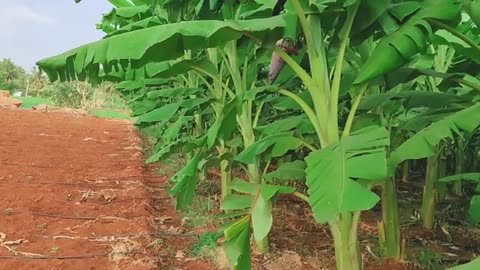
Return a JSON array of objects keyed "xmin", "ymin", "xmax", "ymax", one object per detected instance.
[
  {"xmin": 235, "ymin": 134, "xmax": 305, "ymax": 164},
  {"xmin": 40, "ymin": 81, "xmax": 92, "ymax": 109},
  {"xmin": 414, "ymin": 248, "xmax": 444, "ymax": 270},
  {"xmin": 182, "ymin": 196, "xmax": 216, "ymax": 228},
  {"xmin": 389, "ymin": 104, "xmax": 480, "ymax": 174},
  {"xmin": 89, "ymin": 109, "xmax": 134, "ymax": 120},
  {"xmin": 169, "ymin": 153, "xmax": 202, "ymax": 210},
  {"xmin": 0, "ymin": 58, "xmax": 26, "ymax": 92},
  {"xmin": 223, "ymin": 216, "xmax": 251, "ymax": 270},
  {"xmin": 37, "ymin": 16, "xmax": 286, "ymax": 82},
  {"xmin": 16, "ymin": 97, "xmax": 54, "ymax": 109},
  {"xmin": 468, "ymin": 195, "xmax": 480, "ymax": 224},
  {"xmin": 355, "ymin": 0, "xmax": 463, "ymax": 84},
  {"xmin": 439, "ymin": 173, "xmax": 480, "ymax": 224},
  {"xmin": 264, "ymin": 160, "xmax": 306, "ymax": 182},
  {"xmin": 192, "ymin": 231, "xmax": 223, "ymax": 257},
  {"xmin": 306, "ymin": 127, "xmax": 389, "ymax": 223},
  {"xmin": 36, "ymin": 1, "xmax": 480, "ymax": 270},
  {"xmin": 448, "ymin": 258, "xmax": 480, "ymax": 270}
]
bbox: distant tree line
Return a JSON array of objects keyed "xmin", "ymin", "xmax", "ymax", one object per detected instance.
[{"xmin": 0, "ymin": 58, "xmax": 48, "ymax": 95}]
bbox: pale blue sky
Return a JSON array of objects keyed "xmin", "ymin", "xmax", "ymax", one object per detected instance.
[{"xmin": 0, "ymin": 0, "xmax": 113, "ymax": 71}]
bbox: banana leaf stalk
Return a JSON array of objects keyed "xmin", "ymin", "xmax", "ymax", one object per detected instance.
[{"xmin": 422, "ymin": 155, "xmax": 439, "ymax": 230}]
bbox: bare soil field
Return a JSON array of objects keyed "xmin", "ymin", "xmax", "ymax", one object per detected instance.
[{"xmin": 0, "ymin": 108, "xmax": 212, "ymax": 270}]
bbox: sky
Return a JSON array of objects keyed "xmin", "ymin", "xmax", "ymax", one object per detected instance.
[{"xmin": 0, "ymin": 0, "xmax": 113, "ymax": 71}]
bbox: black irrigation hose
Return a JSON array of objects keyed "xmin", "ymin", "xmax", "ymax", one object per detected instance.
[
  {"xmin": 0, "ymin": 162, "xmax": 140, "ymax": 170},
  {"xmin": 34, "ymin": 231, "xmax": 197, "ymax": 240},
  {"xmin": 0, "ymin": 252, "xmax": 145, "ymax": 260},
  {"xmin": 31, "ymin": 212, "xmax": 97, "ymax": 220}
]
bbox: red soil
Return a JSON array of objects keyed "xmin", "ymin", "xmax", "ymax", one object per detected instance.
[{"xmin": 0, "ymin": 108, "xmax": 211, "ymax": 270}]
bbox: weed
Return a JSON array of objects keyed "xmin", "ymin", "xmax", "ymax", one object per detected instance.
[
  {"xmin": 182, "ymin": 196, "xmax": 216, "ymax": 228},
  {"xmin": 88, "ymin": 109, "xmax": 134, "ymax": 120},
  {"xmin": 16, "ymin": 97, "xmax": 54, "ymax": 109},
  {"xmin": 192, "ymin": 231, "xmax": 223, "ymax": 257},
  {"xmin": 414, "ymin": 248, "xmax": 444, "ymax": 270},
  {"xmin": 50, "ymin": 247, "xmax": 59, "ymax": 254}
]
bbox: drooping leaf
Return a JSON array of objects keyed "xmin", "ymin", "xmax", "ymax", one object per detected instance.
[
  {"xmin": 223, "ymin": 216, "xmax": 251, "ymax": 270},
  {"xmin": 235, "ymin": 133, "xmax": 304, "ymax": 164},
  {"xmin": 447, "ymin": 258, "xmax": 480, "ymax": 270},
  {"xmin": 389, "ymin": 104, "xmax": 480, "ymax": 174},
  {"xmin": 399, "ymin": 108, "xmax": 461, "ymax": 132},
  {"xmin": 468, "ymin": 195, "xmax": 480, "ymax": 225},
  {"xmin": 169, "ymin": 153, "xmax": 202, "ymax": 210},
  {"xmin": 37, "ymin": 16, "xmax": 287, "ymax": 81},
  {"xmin": 256, "ymin": 115, "xmax": 309, "ymax": 135},
  {"xmin": 351, "ymin": 0, "xmax": 389, "ymax": 34},
  {"xmin": 107, "ymin": 16, "xmax": 165, "ymax": 37},
  {"xmin": 354, "ymin": 0, "xmax": 463, "ymax": 84},
  {"xmin": 136, "ymin": 101, "xmax": 182, "ymax": 123},
  {"xmin": 305, "ymin": 126, "xmax": 389, "ymax": 223},
  {"xmin": 163, "ymin": 115, "xmax": 192, "ymax": 142},
  {"xmin": 207, "ymin": 98, "xmax": 239, "ymax": 148},
  {"xmin": 388, "ymin": 2, "xmax": 422, "ymax": 22},
  {"xmin": 438, "ymin": 173, "xmax": 480, "ymax": 183},
  {"xmin": 117, "ymin": 78, "xmax": 171, "ymax": 91},
  {"xmin": 107, "ymin": 0, "xmax": 134, "ymax": 8},
  {"xmin": 229, "ymin": 179, "xmax": 296, "ymax": 196},
  {"xmin": 359, "ymin": 90, "xmax": 471, "ymax": 111},
  {"xmin": 222, "ymin": 181, "xmax": 296, "ymax": 269},
  {"xmin": 146, "ymin": 138, "xmax": 187, "ymax": 164},
  {"xmin": 222, "ymin": 195, "xmax": 255, "ymax": 210},
  {"xmin": 270, "ymin": 91, "xmax": 314, "ymax": 111},
  {"xmin": 147, "ymin": 88, "xmax": 204, "ymax": 99},
  {"xmin": 264, "ymin": 160, "xmax": 306, "ymax": 182},
  {"xmin": 226, "ymin": 179, "xmax": 294, "ymax": 243},
  {"xmin": 251, "ymin": 189, "xmax": 272, "ymax": 242}
]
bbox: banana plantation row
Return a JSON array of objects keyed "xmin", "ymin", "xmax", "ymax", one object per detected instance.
[{"xmin": 38, "ymin": 0, "xmax": 480, "ymax": 269}]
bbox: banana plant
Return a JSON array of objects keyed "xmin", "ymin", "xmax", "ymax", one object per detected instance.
[
  {"xmin": 38, "ymin": 0, "xmax": 480, "ymax": 270},
  {"xmin": 263, "ymin": 1, "xmax": 470, "ymax": 269},
  {"xmin": 39, "ymin": 0, "xmax": 294, "ymax": 254}
]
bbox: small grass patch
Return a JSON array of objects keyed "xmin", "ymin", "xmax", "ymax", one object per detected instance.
[
  {"xmin": 413, "ymin": 248, "xmax": 444, "ymax": 270},
  {"xmin": 192, "ymin": 231, "xmax": 223, "ymax": 257},
  {"xmin": 17, "ymin": 97, "xmax": 54, "ymax": 109},
  {"xmin": 182, "ymin": 196, "xmax": 216, "ymax": 228},
  {"xmin": 89, "ymin": 109, "xmax": 134, "ymax": 120}
]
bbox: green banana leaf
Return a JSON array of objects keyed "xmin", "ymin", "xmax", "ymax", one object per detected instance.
[
  {"xmin": 439, "ymin": 173, "xmax": 480, "ymax": 183},
  {"xmin": 389, "ymin": 104, "xmax": 480, "ymax": 175},
  {"xmin": 359, "ymin": 90, "xmax": 471, "ymax": 111},
  {"xmin": 37, "ymin": 16, "xmax": 286, "ymax": 81},
  {"xmin": 354, "ymin": 0, "xmax": 463, "ymax": 84},
  {"xmin": 447, "ymin": 258, "xmax": 480, "ymax": 270},
  {"xmin": 207, "ymin": 98, "xmax": 239, "ymax": 148},
  {"xmin": 234, "ymin": 133, "xmax": 305, "ymax": 164},
  {"xmin": 169, "ymin": 153, "xmax": 203, "ymax": 210},
  {"xmin": 264, "ymin": 160, "xmax": 306, "ymax": 182},
  {"xmin": 222, "ymin": 179, "xmax": 295, "ymax": 269},
  {"xmin": 305, "ymin": 126, "xmax": 390, "ymax": 223}
]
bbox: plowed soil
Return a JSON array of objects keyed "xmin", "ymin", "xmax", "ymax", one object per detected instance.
[{"xmin": 0, "ymin": 108, "xmax": 212, "ymax": 270}]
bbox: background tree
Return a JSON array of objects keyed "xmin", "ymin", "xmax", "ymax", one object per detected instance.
[{"xmin": 0, "ymin": 58, "xmax": 26, "ymax": 92}]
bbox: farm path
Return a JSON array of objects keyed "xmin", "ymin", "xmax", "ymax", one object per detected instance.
[{"xmin": 0, "ymin": 108, "xmax": 210, "ymax": 270}]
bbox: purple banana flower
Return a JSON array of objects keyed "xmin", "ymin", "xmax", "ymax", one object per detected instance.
[
  {"xmin": 269, "ymin": 38, "xmax": 297, "ymax": 84},
  {"xmin": 269, "ymin": 51, "xmax": 286, "ymax": 84}
]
